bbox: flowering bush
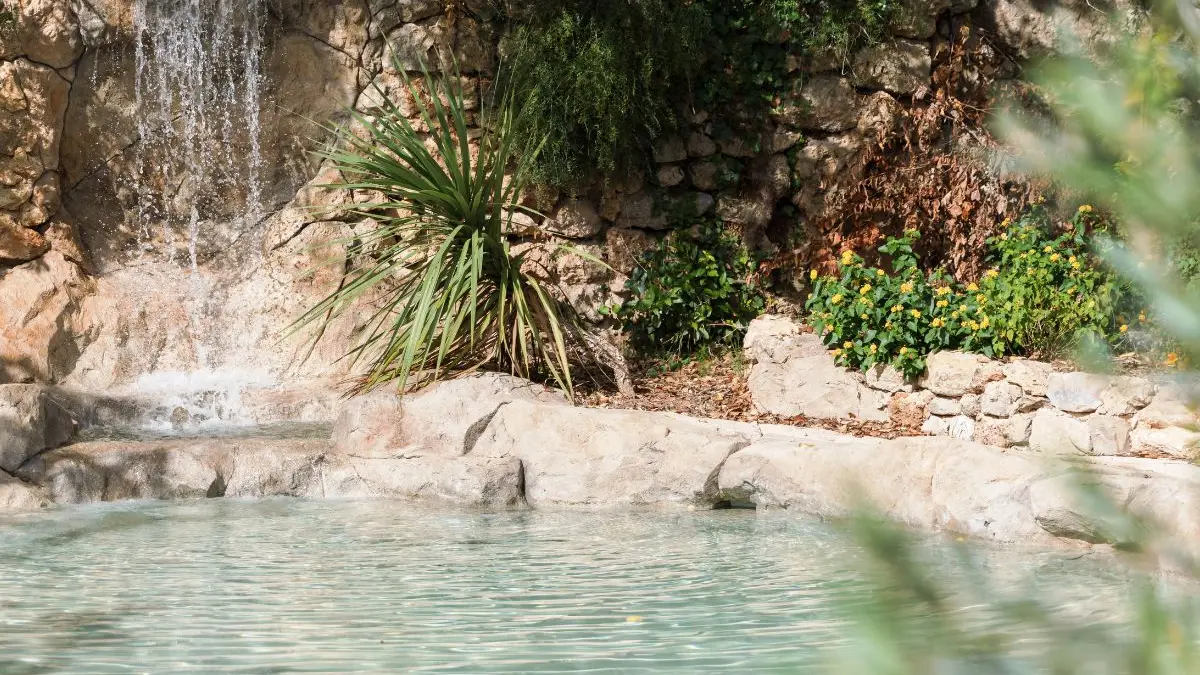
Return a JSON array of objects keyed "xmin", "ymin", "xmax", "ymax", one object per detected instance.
[{"xmin": 806, "ymin": 206, "xmax": 1131, "ymax": 377}]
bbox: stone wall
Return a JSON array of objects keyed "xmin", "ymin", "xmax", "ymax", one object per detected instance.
[
  {"xmin": 0, "ymin": 0, "xmax": 1148, "ymax": 395},
  {"xmin": 745, "ymin": 315, "xmax": 1199, "ymax": 459}
]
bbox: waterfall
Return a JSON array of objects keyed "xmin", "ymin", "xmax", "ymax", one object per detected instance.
[{"xmin": 132, "ymin": 0, "xmax": 267, "ymax": 268}]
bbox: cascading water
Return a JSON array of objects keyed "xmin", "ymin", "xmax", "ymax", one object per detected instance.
[{"xmin": 132, "ymin": 0, "xmax": 267, "ymax": 269}]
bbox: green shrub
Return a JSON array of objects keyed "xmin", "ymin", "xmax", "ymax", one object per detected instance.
[
  {"xmin": 502, "ymin": 0, "xmax": 897, "ymax": 188},
  {"xmin": 501, "ymin": 0, "xmax": 707, "ymax": 188},
  {"xmin": 807, "ymin": 208, "xmax": 1131, "ymax": 377},
  {"xmin": 291, "ymin": 63, "xmax": 593, "ymax": 397},
  {"xmin": 979, "ymin": 205, "xmax": 1119, "ymax": 359},
  {"xmin": 604, "ymin": 218, "xmax": 765, "ymax": 356}
]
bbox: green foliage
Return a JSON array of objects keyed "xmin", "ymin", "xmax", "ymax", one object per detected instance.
[
  {"xmin": 604, "ymin": 219, "xmax": 765, "ymax": 357},
  {"xmin": 291, "ymin": 63, "xmax": 590, "ymax": 397},
  {"xmin": 501, "ymin": 0, "xmax": 707, "ymax": 188},
  {"xmin": 979, "ymin": 205, "xmax": 1120, "ymax": 359},
  {"xmin": 807, "ymin": 211, "xmax": 1134, "ymax": 377},
  {"xmin": 503, "ymin": 0, "xmax": 896, "ymax": 188},
  {"xmin": 807, "ymin": 229, "xmax": 958, "ymax": 378}
]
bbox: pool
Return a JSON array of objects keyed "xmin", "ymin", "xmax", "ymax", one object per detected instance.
[{"xmin": 0, "ymin": 500, "xmax": 1137, "ymax": 673}]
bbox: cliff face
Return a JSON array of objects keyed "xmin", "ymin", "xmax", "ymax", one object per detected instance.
[{"xmin": 0, "ymin": 0, "xmax": 1143, "ymax": 396}]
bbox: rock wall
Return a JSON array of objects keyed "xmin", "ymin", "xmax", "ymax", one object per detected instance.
[
  {"xmin": 745, "ymin": 315, "xmax": 1199, "ymax": 459},
  {"xmin": 0, "ymin": 0, "xmax": 1147, "ymax": 407}
]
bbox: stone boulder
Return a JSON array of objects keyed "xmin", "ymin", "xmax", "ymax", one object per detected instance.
[
  {"xmin": 775, "ymin": 76, "xmax": 858, "ymax": 132},
  {"xmin": 332, "ymin": 373, "xmax": 568, "ymax": 458},
  {"xmin": 472, "ymin": 400, "xmax": 758, "ymax": 507},
  {"xmin": 19, "ymin": 437, "xmax": 525, "ymax": 508},
  {"xmin": 852, "ymin": 39, "xmax": 930, "ymax": 95},
  {"xmin": 918, "ymin": 351, "xmax": 1001, "ymax": 397},
  {"xmin": 716, "ymin": 433, "xmax": 1054, "ymax": 544},
  {"xmin": 0, "ymin": 470, "xmax": 47, "ymax": 513},
  {"xmin": 1003, "ymin": 359, "xmax": 1054, "ymax": 397},
  {"xmin": 0, "ymin": 384, "xmax": 76, "ymax": 473},
  {"xmin": 1029, "ymin": 408, "xmax": 1091, "ymax": 455}
]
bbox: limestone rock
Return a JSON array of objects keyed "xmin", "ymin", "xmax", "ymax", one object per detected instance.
[
  {"xmin": 1003, "ymin": 359, "xmax": 1054, "ymax": 397},
  {"xmin": 980, "ymin": 380, "xmax": 1023, "ymax": 418},
  {"xmin": 981, "ymin": 0, "xmax": 1145, "ymax": 61},
  {"xmin": 927, "ymin": 396, "xmax": 960, "ymax": 416},
  {"xmin": 0, "ymin": 470, "xmax": 46, "ymax": 513},
  {"xmin": 604, "ymin": 227, "xmax": 656, "ymax": 275},
  {"xmin": 947, "ymin": 414, "xmax": 976, "ymax": 440},
  {"xmin": 1, "ymin": 0, "xmax": 85, "ymax": 69},
  {"xmin": 717, "ymin": 433, "xmax": 1053, "ymax": 543},
  {"xmin": 0, "ymin": 218, "xmax": 50, "ymax": 263},
  {"xmin": 716, "ymin": 190, "xmax": 774, "ymax": 229},
  {"xmin": 0, "ymin": 251, "xmax": 95, "ymax": 384},
  {"xmin": 775, "ymin": 76, "xmax": 858, "ymax": 132},
  {"xmin": 1029, "ymin": 408, "xmax": 1091, "ymax": 455},
  {"xmin": 656, "ymin": 164, "xmax": 685, "ymax": 187},
  {"xmin": 0, "ymin": 385, "xmax": 76, "ymax": 473},
  {"xmin": 689, "ymin": 160, "xmax": 719, "ymax": 191},
  {"xmin": 864, "ymin": 364, "xmax": 911, "ymax": 393},
  {"xmin": 747, "ymin": 334, "xmax": 889, "ymax": 421},
  {"xmin": 472, "ymin": 401, "xmax": 753, "ymax": 507},
  {"xmin": 960, "ymin": 393, "xmax": 981, "ymax": 418},
  {"xmin": 1088, "ymin": 415, "xmax": 1132, "ymax": 456},
  {"xmin": 653, "ymin": 135, "xmax": 688, "ymax": 163},
  {"xmin": 1097, "ymin": 376, "xmax": 1156, "ymax": 416},
  {"xmin": 974, "ymin": 414, "xmax": 1033, "ymax": 448},
  {"xmin": 687, "ymin": 132, "xmax": 717, "ymax": 158},
  {"xmin": 1130, "ymin": 426, "xmax": 1200, "ymax": 460},
  {"xmin": 791, "ymin": 133, "xmax": 865, "ymax": 215},
  {"xmin": 921, "ymin": 415, "xmax": 950, "ymax": 435},
  {"xmin": 852, "ymin": 39, "xmax": 931, "ymax": 95},
  {"xmin": 890, "ymin": 390, "xmax": 934, "ymax": 427},
  {"xmin": 1047, "ymin": 372, "xmax": 1107, "ymax": 413},
  {"xmin": 918, "ymin": 351, "xmax": 997, "ymax": 397},
  {"xmin": 615, "ymin": 191, "xmax": 666, "ymax": 230},
  {"xmin": 548, "ymin": 200, "xmax": 604, "ymax": 239},
  {"xmin": 1135, "ymin": 392, "xmax": 1197, "ymax": 429},
  {"xmin": 856, "ymin": 91, "xmax": 905, "ymax": 145},
  {"xmin": 892, "ymin": 0, "xmax": 953, "ymax": 39},
  {"xmin": 332, "ymin": 373, "xmax": 568, "ymax": 459}
]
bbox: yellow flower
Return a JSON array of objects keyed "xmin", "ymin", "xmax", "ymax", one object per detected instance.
[
  {"xmin": 899, "ymin": 346, "xmax": 909, "ymax": 355},
  {"xmin": 1119, "ymin": 324, "xmax": 1129, "ymax": 333},
  {"xmin": 1138, "ymin": 312, "xmax": 1147, "ymax": 323},
  {"xmin": 860, "ymin": 284, "xmax": 872, "ymax": 295},
  {"xmin": 931, "ymin": 318, "xmax": 944, "ymax": 328},
  {"xmin": 1071, "ymin": 261, "xmax": 1081, "ymax": 270},
  {"xmin": 869, "ymin": 344, "xmax": 878, "ymax": 354},
  {"xmin": 1001, "ymin": 218, "xmax": 1011, "ymax": 227},
  {"xmin": 977, "ymin": 295, "xmax": 987, "ymax": 305},
  {"xmin": 900, "ymin": 282, "xmax": 914, "ymax": 293},
  {"xmin": 891, "ymin": 304, "xmax": 903, "ymax": 313},
  {"xmin": 950, "ymin": 311, "xmax": 959, "ymax": 319},
  {"xmin": 1027, "ymin": 268, "xmax": 1035, "ymax": 276},
  {"xmin": 843, "ymin": 341, "xmax": 854, "ymax": 349},
  {"xmin": 841, "ymin": 250, "xmax": 854, "ymax": 265},
  {"xmin": 1068, "ymin": 255, "xmax": 1077, "ymax": 264},
  {"xmin": 936, "ymin": 286, "xmax": 951, "ymax": 296},
  {"xmin": 830, "ymin": 348, "xmax": 842, "ymax": 357},
  {"xmin": 999, "ymin": 232, "xmax": 1008, "ymax": 241},
  {"xmin": 937, "ymin": 299, "xmax": 949, "ymax": 308},
  {"xmin": 876, "ymin": 269, "xmax": 886, "ymax": 277},
  {"xmin": 861, "ymin": 313, "xmax": 868, "ymax": 320},
  {"xmin": 885, "ymin": 321, "xmax": 894, "ymax": 329},
  {"xmin": 1078, "ymin": 204, "xmax": 1093, "ymax": 213},
  {"xmin": 1165, "ymin": 352, "xmax": 1180, "ymax": 367},
  {"xmin": 1019, "ymin": 252, "xmax": 1028, "ymax": 259},
  {"xmin": 910, "ymin": 309, "xmax": 922, "ymax": 318},
  {"xmin": 1049, "ymin": 253, "xmax": 1060, "ymax": 262},
  {"xmin": 986, "ymin": 269, "xmax": 999, "ymax": 278},
  {"xmin": 1043, "ymin": 245, "xmax": 1053, "ymax": 253},
  {"xmin": 967, "ymin": 283, "xmax": 979, "ymax": 292},
  {"xmin": 831, "ymin": 294, "xmax": 843, "ymax": 305},
  {"xmin": 979, "ymin": 316, "xmax": 990, "ymax": 329},
  {"xmin": 810, "ymin": 269, "xmax": 818, "ymax": 281}
]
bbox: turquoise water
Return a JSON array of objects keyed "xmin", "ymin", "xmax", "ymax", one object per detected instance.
[{"xmin": 0, "ymin": 500, "xmax": 1134, "ymax": 673}]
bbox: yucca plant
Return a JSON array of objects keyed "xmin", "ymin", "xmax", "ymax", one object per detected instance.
[{"xmin": 290, "ymin": 60, "xmax": 591, "ymax": 397}]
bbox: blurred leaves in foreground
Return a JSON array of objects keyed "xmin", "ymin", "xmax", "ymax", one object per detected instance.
[{"xmin": 836, "ymin": 3, "xmax": 1200, "ymax": 672}]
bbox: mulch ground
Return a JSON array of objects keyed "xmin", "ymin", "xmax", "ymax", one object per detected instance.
[{"xmin": 580, "ymin": 352, "xmax": 926, "ymax": 439}]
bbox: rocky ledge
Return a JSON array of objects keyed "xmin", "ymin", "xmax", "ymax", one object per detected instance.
[{"xmin": 3, "ymin": 374, "xmax": 1200, "ymax": 564}]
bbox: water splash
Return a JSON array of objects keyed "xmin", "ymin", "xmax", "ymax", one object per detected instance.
[{"xmin": 132, "ymin": 0, "xmax": 266, "ymax": 264}]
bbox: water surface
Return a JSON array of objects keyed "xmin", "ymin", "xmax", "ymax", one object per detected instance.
[{"xmin": 0, "ymin": 500, "xmax": 1137, "ymax": 673}]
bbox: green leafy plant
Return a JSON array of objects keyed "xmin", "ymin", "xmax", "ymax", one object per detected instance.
[
  {"xmin": 807, "ymin": 213, "xmax": 1140, "ymax": 376},
  {"xmin": 604, "ymin": 218, "xmax": 765, "ymax": 357},
  {"xmin": 978, "ymin": 204, "xmax": 1119, "ymax": 359},
  {"xmin": 807, "ymin": 229, "xmax": 959, "ymax": 377},
  {"xmin": 291, "ymin": 63, "xmax": 591, "ymax": 397}
]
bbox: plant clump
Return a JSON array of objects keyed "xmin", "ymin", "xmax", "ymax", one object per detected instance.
[{"xmin": 806, "ymin": 206, "xmax": 1137, "ymax": 377}]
